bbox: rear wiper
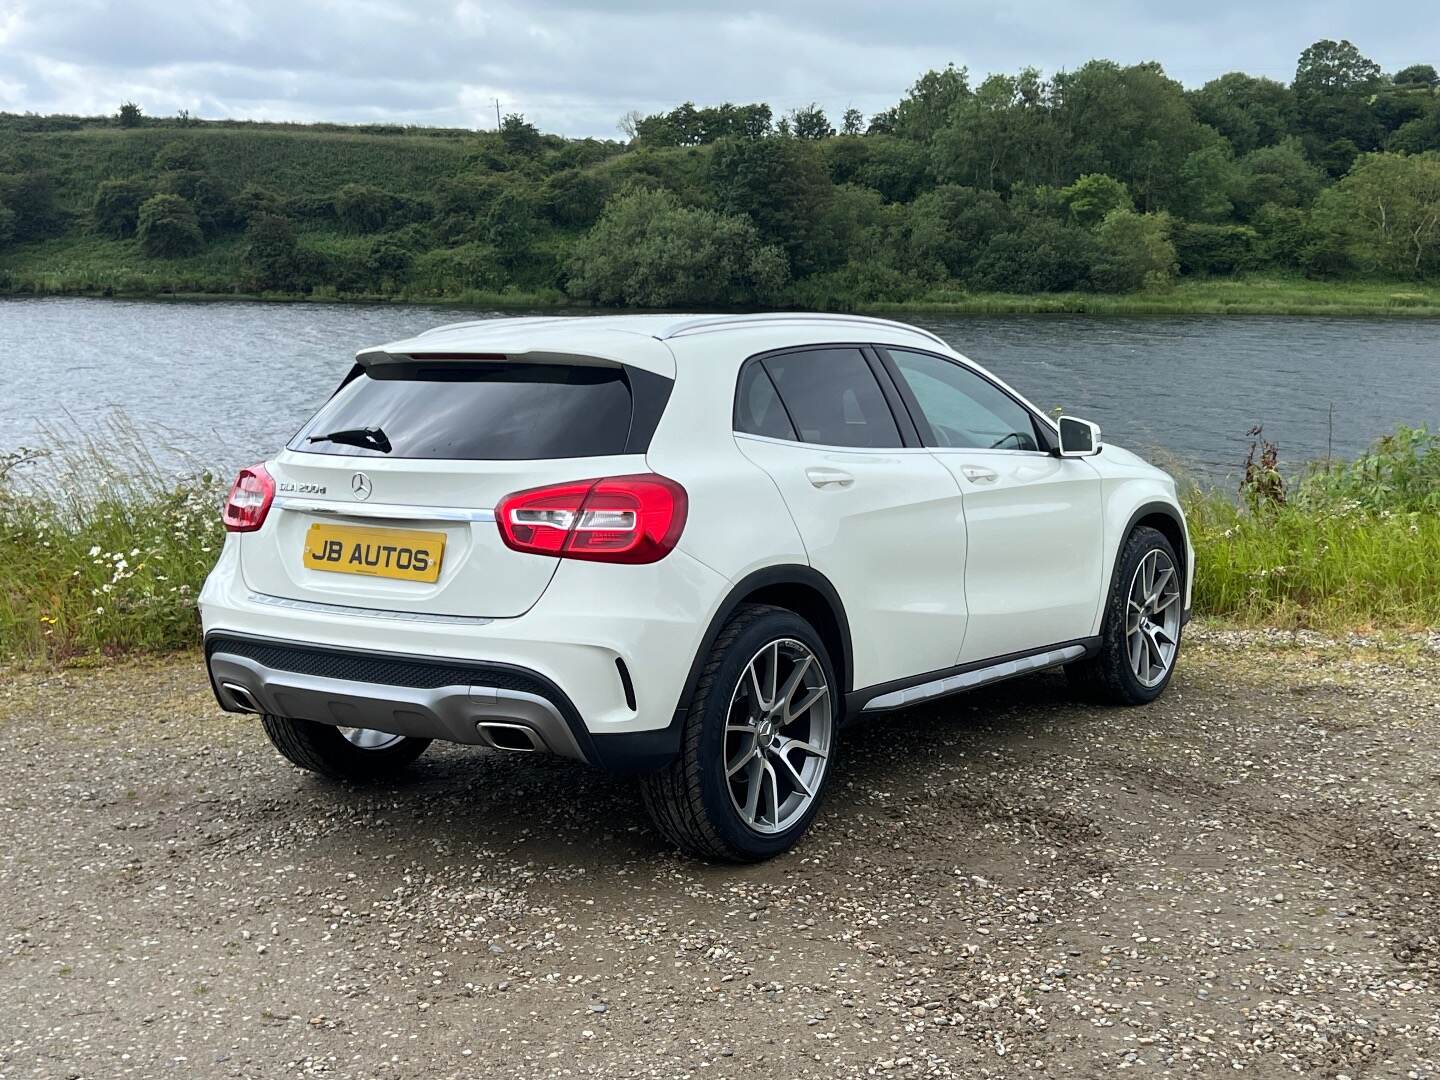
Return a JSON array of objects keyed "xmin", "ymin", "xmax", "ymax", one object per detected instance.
[{"xmin": 308, "ymin": 426, "xmax": 392, "ymax": 454}]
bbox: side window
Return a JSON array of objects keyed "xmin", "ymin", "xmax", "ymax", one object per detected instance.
[
  {"xmin": 734, "ymin": 360, "xmax": 798, "ymax": 440},
  {"xmin": 760, "ymin": 348, "xmax": 903, "ymax": 449},
  {"xmin": 887, "ymin": 348, "xmax": 1045, "ymax": 452}
]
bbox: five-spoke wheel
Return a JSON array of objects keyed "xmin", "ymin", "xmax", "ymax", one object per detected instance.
[{"xmin": 723, "ymin": 639, "xmax": 832, "ymax": 835}]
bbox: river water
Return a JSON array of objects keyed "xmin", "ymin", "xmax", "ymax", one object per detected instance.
[{"xmin": 1, "ymin": 297, "xmax": 1436, "ymax": 485}]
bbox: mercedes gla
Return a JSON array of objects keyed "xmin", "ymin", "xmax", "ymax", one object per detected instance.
[{"xmin": 201, "ymin": 314, "xmax": 1192, "ymax": 861}]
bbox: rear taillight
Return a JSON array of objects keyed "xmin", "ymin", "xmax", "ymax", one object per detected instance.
[
  {"xmin": 222, "ymin": 463, "xmax": 276, "ymax": 532},
  {"xmin": 497, "ymin": 474, "xmax": 687, "ymax": 564}
]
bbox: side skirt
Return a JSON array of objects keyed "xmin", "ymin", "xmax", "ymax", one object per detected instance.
[{"xmin": 846, "ymin": 637, "xmax": 1101, "ymax": 715}]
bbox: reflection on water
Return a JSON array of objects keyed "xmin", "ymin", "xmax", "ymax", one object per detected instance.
[{"xmin": 2, "ymin": 297, "xmax": 1436, "ymax": 484}]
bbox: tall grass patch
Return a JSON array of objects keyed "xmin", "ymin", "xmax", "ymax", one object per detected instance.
[
  {"xmin": 0, "ymin": 419, "xmax": 223, "ymax": 661},
  {"xmin": 1187, "ymin": 426, "xmax": 1440, "ymax": 629}
]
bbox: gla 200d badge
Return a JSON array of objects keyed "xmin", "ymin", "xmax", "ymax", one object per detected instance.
[{"xmin": 350, "ymin": 472, "xmax": 372, "ymax": 500}]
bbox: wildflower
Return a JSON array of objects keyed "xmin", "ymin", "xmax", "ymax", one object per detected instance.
[{"xmin": 88, "ymin": 545, "xmax": 101, "ymax": 557}]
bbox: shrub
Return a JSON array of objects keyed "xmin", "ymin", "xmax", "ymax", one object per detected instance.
[
  {"xmin": 566, "ymin": 187, "xmax": 788, "ymax": 307},
  {"xmin": 158, "ymin": 170, "xmax": 235, "ymax": 235},
  {"xmin": 1090, "ymin": 210, "xmax": 1176, "ymax": 292},
  {"xmin": 969, "ymin": 219, "xmax": 1100, "ymax": 292},
  {"xmin": 1173, "ymin": 222, "xmax": 1258, "ymax": 275},
  {"xmin": 334, "ymin": 183, "xmax": 397, "ymax": 233},
  {"xmin": 117, "ymin": 102, "xmax": 143, "ymax": 127},
  {"xmin": 241, "ymin": 213, "xmax": 305, "ymax": 291},
  {"xmin": 136, "ymin": 194, "xmax": 204, "ymax": 258},
  {"xmin": 92, "ymin": 178, "xmax": 153, "ymax": 238}
]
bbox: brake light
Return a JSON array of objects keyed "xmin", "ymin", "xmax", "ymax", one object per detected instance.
[
  {"xmin": 222, "ymin": 463, "xmax": 276, "ymax": 532},
  {"xmin": 497, "ymin": 474, "xmax": 687, "ymax": 564}
]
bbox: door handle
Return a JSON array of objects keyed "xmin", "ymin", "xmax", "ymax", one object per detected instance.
[
  {"xmin": 960, "ymin": 465, "xmax": 998, "ymax": 484},
  {"xmin": 806, "ymin": 467, "xmax": 854, "ymax": 489}
]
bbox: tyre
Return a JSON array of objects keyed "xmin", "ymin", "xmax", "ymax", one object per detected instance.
[
  {"xmin": 260, "ymin": 716, "xmax": 430, "ymax": 782},
  {"xmin": 1067, "ymin": 525, "xmax": 1184, "ymax": 705},
  {"xmin": 641, "ymin": 603, "xmax": 838, "ymax": 862}
]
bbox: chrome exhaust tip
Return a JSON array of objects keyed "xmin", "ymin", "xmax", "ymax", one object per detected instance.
[
  {"xmin": 220, "ymin": 682, "xmax": 261, "ymax": 714},
  {"xmin": 477, "ymin": 721, "xmax": 546, "ymax": 753}
]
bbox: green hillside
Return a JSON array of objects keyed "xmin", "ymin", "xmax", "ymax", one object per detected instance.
[{"xmin": 1, "ymin": 39, "xmax": 1438, "ymax": 312}]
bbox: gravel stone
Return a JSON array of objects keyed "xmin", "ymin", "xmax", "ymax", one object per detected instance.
[{"xmin": 1, "ymin": 638, "xmax": 1437, "ymax": 1078}]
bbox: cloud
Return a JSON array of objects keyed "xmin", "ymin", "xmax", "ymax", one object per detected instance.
[{"xmin": 0, "ymin": 0, "xmax": 1435, "ymax": 136}]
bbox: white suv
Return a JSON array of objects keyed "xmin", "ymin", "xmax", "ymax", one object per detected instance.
[{"xmin": 201, "ymin": 313, "xmax": 1192, "ymax": 861}]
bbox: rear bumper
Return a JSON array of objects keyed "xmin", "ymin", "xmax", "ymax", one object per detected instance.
[{"xmin": 204, "ymin": 633, "xmax": 681, "ymax": 771}]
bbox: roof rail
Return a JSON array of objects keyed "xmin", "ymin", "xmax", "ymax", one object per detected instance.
[{"xmin": 660, "ymin": 312, "xmax": 948, "ymax": 348}]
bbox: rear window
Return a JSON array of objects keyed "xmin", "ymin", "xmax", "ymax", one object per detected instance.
[{"xmin": 291, "ymin": 363, "xmax": 636, "ymax": 460}]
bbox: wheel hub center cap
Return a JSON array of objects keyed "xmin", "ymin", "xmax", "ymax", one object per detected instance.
[{"xmin": 757, "ymin": 720, "xmax": 777, "ymax": 746}]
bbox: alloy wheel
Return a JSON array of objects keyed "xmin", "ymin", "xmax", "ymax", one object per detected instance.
[
  {"xmin": 724, "ymin": 638, "xmax": 832, "ymax": 835},
  {"xmin": 1126, "ymin": 549, "xmax": 1182, "ymax": 688}
]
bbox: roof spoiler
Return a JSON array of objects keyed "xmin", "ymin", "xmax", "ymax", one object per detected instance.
[{"xmin": 355, "ymin": 348, "xmax": 629, "ymax": 370}]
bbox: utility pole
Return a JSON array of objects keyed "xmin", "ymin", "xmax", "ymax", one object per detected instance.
[{"xmin": 495, "ymin": 98, "xmax": 502, "ymax": 129}]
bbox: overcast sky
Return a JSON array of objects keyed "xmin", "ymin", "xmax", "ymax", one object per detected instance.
[{"xmin": 0, "ymin": 1, "xmax": 1435, "ymax": 138}]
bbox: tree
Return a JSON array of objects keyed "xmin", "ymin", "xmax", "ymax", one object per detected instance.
[
  {"xmin": 1059, "ymin": 174, "xmax": 1131, "ymax": 227},
  {"xmin": 1176, "ymin": 144, "xmax": 1245, "ymax": 222},
  {"xmin": 890, "ymin": 65, "xmax": 971, "ymax": 141},
  {"xmin": 1090, "ymin": 210, "xmax": 1176, "ymax": 291},
  {"xmin": 1393, "ymin": 64, "xmax": 1439, "ymax": 89},
  {"xmin": 499, "ymin": 113, "xmax": 542, "ymax": 155},
  {"xmin": 117, "ymin": 102, "xmax": 143, "ymax": 127},
  {"xmin": 708, "ymin": 136, "xmax": 836, "ymax": 273},
  {"xmin": 932, "ymin": 69, "xmax": 1066, "ymax": 192},
  {"xmin": 482, "ymin": 187, "xmax": 540, "ymax": 265},
  {"xmin": 152, "ymin": 140, "xmax": 204, "ymax": 172},
  {"xmin": 1235, "ymin": 138, "xmax": 1324, "ymax": 216},
  {"xmin": 1187, "ymin": 73, "xmax": 1294, "ymax": 155},
  {"xmin": 822, "ymin": 134, "xmax": 930, "ymax": 202},
  {"xmin": 906, "ymin": 184, "xmax": 1012, "ymax": 277},
  {"xmin": 565, "ymin": 188, "xmax": 788, "ymax": 306},
  {"xmin": 541, "ymin": 168, "xmax": 611, "ymax": 227},
  {"xmin": 1053, "ymin": 61, "xmax": 1216, "ymax": 211},
  {"xmin": 841, "ymin": 108, "xmax": 864, "ymax": 136},
  {"xmin": 0, "ymin": 207, "xmax": 15, "ymax": 249},
  {"xmin": 1294, "ymin": 40, "xmax": 1384, "ymax": 100},
  {"xmin": 136, "ymin": 194, "xmax": 203, "ymax": 257},
  {"xmin": 790, "ymin": 104, "xmax": 834, "ymax": 141},
  {"xmin": 1311, "ymin": 152, "xmax": 1440, "ymax": 277},
  {"xmin": 92, "ymin": 178, "xmax": 153, "ymax": 238}
]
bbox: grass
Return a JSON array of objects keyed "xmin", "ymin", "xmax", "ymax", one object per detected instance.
[
  {"xmin": 5, "ymin": 247, "xmax": 1439, "ymax": 316},
  {"xmin": 1185, "ymin": 425, "xmax": 1440, "ymax": 630},
  {"xmin": 869, "ymin": 276, "xmax": 1440, "ymax": 317},
  {"xmin": 1, "ymin": 421, "xmax": 1436, "ymax": 665},
  {"xmin": 0, "ymin": 420, "xmax": 223, "ymax": 661}
]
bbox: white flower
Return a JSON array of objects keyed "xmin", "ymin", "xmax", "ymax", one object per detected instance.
[{"xmin": 88, "ymin": 545, "xmax": 101, "ymax": 557}]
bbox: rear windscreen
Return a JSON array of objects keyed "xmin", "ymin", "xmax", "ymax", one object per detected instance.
[{"xmin": 290, "ymin": 363, "xmax": 635, "ymax": 460}]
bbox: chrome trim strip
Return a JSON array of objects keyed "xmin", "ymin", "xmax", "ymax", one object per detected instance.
[
  {"xmin": 274, "ymin": 496, "xmax": 495, "ymax": 522},
  {"xmin": 245, "ymin": 591, "xmax": 494, "ymax": 626},
  {"xmin": 863, "ymin": 644, "xmax": 1087, "ymax": 711}
]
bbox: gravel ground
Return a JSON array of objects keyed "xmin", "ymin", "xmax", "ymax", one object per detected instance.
[{"xmin": 2, "ymin": 632, "xmax": 1438, "ymax": 1079}]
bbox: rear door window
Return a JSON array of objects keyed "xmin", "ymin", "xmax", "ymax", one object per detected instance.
[
  {"xmin": 291, "ymin": 363, "xmax": 637, "ymax": 460},
  {"xmin": 756, "ymin": 348, "xmax": 902, "ymax": 449}
]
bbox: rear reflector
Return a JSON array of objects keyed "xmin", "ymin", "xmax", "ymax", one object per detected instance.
[
  {"xmin": 222, "ymin": 464, "xmax": 276, "ymax": 532},
  {"xmin": 497, "ymin": 474, "xmax": 687, "ymax": 564}
]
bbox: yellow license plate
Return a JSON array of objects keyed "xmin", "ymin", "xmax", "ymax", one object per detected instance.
[{"xmin": 303, "ymin": 524, "xmax": 446, "ymax": 583}]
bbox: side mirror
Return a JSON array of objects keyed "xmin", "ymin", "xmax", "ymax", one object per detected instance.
[{"xmin": 1057, "ymin": 415, "xmax": 1102, "ymax": 457}]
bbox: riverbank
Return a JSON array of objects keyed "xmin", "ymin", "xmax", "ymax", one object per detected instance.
[
  {"xmin": 2, "ymin": 423, "xmax": 1437, "ymax": 664},
  {"xmin": 4, "ymin": 245, "xmax": 1440, "ymax": 318}
]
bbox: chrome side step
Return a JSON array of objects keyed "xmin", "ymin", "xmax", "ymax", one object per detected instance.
[{"xmin": 862, "ymin": 644, "xmax": 1088, "ymax": 712}]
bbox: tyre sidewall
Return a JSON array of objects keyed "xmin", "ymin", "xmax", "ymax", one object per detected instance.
[{"xmin": 693, "ymin": 611, "xmax": 839, "ymax": 860}]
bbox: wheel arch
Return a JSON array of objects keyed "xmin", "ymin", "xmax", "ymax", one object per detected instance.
[
  {"xmin": 1106, "ymin": 500, "xmax": 1190, "ymax": 614},
  {"xmin": 680, "ymin": 565, "xmax": 853, "ymax": 712}
]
